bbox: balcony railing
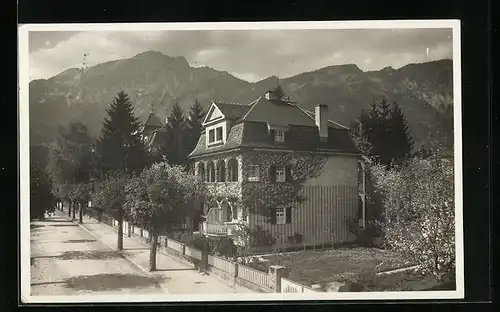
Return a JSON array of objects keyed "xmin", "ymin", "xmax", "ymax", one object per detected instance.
[
  {"xmin": 201, "ymin": 221, "xmax": 241, "ymax": 236},
  {"xmin": 202, "ymin": 222, "xmax": 228, "ymax": 236}
]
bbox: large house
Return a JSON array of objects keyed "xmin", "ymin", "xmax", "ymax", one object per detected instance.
[{"xmin": 188, "ymin": 91, "xmax": 367, "ymax": 249}]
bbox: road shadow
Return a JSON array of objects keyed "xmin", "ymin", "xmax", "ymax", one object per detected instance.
[
  {"xmin": 64, "ymin": 273, "xmax": 169, "ymax": 291},
  {"xmin": 30, "ymin": 224, "xmax": 45, "ymax": 230},
  {"xmin": 32, "ymin": 250, "xmax": 122, "ymax": 261},
  {"xmin": 155, "ymin": 268, "xmax": 196, "ymax": 272},
  {"xmin": 47, "ymin": 224, "xmax": 78, "ymax": 227},
  {"xmin": 37, "ymin": 218, "xmax": 73, "ymax": 223},
  {"xmin": 64, "ymin": 239, "xmax": 97, "ymax": 243}
]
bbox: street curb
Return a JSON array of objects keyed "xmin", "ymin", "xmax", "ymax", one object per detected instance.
[{"xmin": 55, "ymin": 210, "xmax": 170, "ymax": 294}]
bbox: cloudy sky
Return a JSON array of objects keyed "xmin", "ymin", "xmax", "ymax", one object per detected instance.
[{"xmin": 28, "ymin": 28, "xmax": 453, "ymax": 82}]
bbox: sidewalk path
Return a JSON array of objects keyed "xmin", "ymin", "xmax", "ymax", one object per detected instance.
[
  {"xmin": 30, "ymin": 214, "xmax": 166, "ymax": 296},
  {"xmin": 61, "ymin": 209, "xmax": 255, "ymax": 294}
]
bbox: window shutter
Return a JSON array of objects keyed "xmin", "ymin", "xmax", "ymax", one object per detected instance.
[
  {"xmin": 285, "ymin": 166, "xmax": 293, "ymax": 182},
  {"xmin": 270, "ymin": 129, "xmax": 276, "ymax": 142},
  {"xmin": 270, "ymin": 208, "xmax": 277, "ymax": 224},
  {"xmin": 269, "ymin": 166, "xmax": 276, "ymax": 182},
  {"xmin": 286, "ymin": 207, "xmax": 292, "ymax": 224}
]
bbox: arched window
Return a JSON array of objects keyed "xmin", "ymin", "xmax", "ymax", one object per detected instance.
[
  {"xmin": 207, "ymin": 162, "xmax": 215, "ymax": 182},
  {"xmin": 216, "ymin": 160, "xmax": 226, "ymax": 182},
  {"xmin": 228, "ymin": 158, "xmax": 238, "ymax": 182},
  {"xmin": 197, "ymin": 162, "xmax": 205, "ymax": 182}
]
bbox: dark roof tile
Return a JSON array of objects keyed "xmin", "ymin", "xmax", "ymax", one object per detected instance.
[
  {"xmin": 213, "ymin": 102, "xmax": 252, "ymax": 121},
  {"xmin": 188, "ymin": 94, "xmax": 360, "ymax": 158}
]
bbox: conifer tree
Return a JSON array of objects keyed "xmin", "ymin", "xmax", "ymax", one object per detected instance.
[
  {"xmin": 164, "ymin": 102, "xmax": 187, "ymax": 166},
  {"xmin": 272, "ymin": 84, "xmax": 286, "ymax": 100},
  {"xmin": 95, "ymin": 91, "xmax": 148, "ymax": 175},
  {"xmin": 351, "ymin": 98, "xmax": 414, "ymax": 167},
  {"xmin": 389, "ymin": 102, "xmax": 415, "ymax": 162},
  {"xmin": 186, "ymin": 99, "xmax": 205, "ymax": 156}
]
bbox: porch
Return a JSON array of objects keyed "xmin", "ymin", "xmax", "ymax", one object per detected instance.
[{"xmin": 199, "ymin": 198, "xmax": 245, "ymax": 237}]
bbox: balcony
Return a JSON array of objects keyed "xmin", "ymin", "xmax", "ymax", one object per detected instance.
[
  {"xmin": 200, "ymin": 221, "xmax": 242, "ymax": 237},
  {"xmin": 205, "ymin": 182, "xmax": 242, "ymax": 198}
]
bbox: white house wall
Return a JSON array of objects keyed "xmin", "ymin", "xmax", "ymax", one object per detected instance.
[{"xmin": 304, "ymin": 154, "xmax": 359, "ymax": 187}]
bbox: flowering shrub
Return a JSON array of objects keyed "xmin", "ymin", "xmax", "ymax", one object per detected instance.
[{"xmin": 371, "ymin": 152, "xmax": 455, "ymax": 284}]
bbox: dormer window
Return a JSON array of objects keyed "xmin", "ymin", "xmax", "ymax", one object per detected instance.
[
  {"xmin": 208, "ymin": 125, "xmax": 224, "ymax": 145},
  {"xmin": 216, "ymin": 127, "xmax": 223, "ymax": 142},
  {"xmin": 208, "ymin": 129, "xmax": 215, "ymax": 143},
  {"xmin": 274, "ymin": 130, "xmax": 285, "ymax": 142}
]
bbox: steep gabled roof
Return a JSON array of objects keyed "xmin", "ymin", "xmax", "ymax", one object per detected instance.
[
  {"xmin": 188, "ymin": 94, "xmax": 360, "ymax": 158},
  {"xmin": 143, "ymin": 112, "xmax": 163, "ymax": 128},
  {"xmin": 148, "ymin": 128, "xmax": 168, "ymax": 147},
  {"xmin": 302, "ymin": 109, "xmax": 349, "ymax": 130},
  {"xmin": 240, "ymin": 97, "xmax": 316, "ymax": 127},
  {"xmin": 212, "ymin": 101, "xmax": 252, "ymax": 121}
]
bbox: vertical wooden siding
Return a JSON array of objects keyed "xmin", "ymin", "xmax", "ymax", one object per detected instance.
[{"xmin": 249, "ymin": 185, "xmax": 358, "ymax": 247}]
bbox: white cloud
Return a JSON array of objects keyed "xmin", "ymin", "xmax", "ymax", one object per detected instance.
[{"xmin": 28, "ymin": 28, "xmax": 454, "ymax": 82}]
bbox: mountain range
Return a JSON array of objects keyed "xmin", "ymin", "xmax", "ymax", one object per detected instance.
[{"xmin": 28, "ymin": 50, "xmax": 454, "ymax": 149}]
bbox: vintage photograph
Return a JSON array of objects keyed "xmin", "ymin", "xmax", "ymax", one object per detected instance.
[{"xmin": 19, "ymin": 21, "xmax": 463, "ymax": 303}]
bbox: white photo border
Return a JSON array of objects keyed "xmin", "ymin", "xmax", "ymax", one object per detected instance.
[{"xmin": 18, "ymin": 19, "xmax": 463, "ymax": 303}]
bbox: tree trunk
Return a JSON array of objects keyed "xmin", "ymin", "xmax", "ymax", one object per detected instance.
[
  {"xmin": 79, "ymin": 201, "xmax": 84, "ymax": 223},
  {"xmin": 117, "ymin": 209, "xmax": 124, "ymax": 251},
  {"xmin": 201, "ymin": 236, "xmax": 209, "ymax": 273},
  {"xmin": 68, "ymin": 201, "xmax": 72, "ymax": 217},
  {"xmin": 149, "ymin": 229, "xmax": 158, "ymax": 272},
  {"xmin": 72, "ymin": 202, "xmax": 76, "ymax": 220},
  {"xmin": 127, "ymin": 222, "xmax": 131, "ymax": 237}
]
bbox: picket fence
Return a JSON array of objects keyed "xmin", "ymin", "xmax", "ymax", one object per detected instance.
[
  {"xmin": 281, "ymin": 277, "xmax": 305, "ymax": 293},
  {"xmin": 208, "ymin": 255, "xmax": 237, "ymax": 277},
  {"xmin": 237, "ymin": 263, "xmax": 273, "ymax": 290},
  {"xmin": 83, "ymin": 207, "xmax": 319, "ymax": 294}
]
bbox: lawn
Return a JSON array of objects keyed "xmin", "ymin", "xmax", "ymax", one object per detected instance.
[{"xmin": 255, "ymin": 248, "xmax": 416, "ymax": 289}]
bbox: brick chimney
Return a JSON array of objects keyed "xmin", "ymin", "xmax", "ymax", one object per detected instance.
[
  {"xmin": 265, "ymin": 90, "xmax": 280, "ymax": 101},
  {"xmin": 315, "ymin": 104, "xmax": 329, "ymax": 142}
]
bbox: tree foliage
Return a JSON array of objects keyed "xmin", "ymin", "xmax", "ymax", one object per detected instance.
[
  {"xmin": 47, "ymin": 121, "xmax": 94, "ymax": 219},
  {"xmin": 272, "ymin": 84, "xmax": 286, "ymax": 100},
  {"xmin": 351, "ymin": 99, "xmax": 414, "ymax": 167},
  {"xmin": 47, "ymin": 122, "xmax": 94, "ymax": 184},
  {"xmin": 69, "ymin": 182, "xmax": 93, "ymax": 223},
  {"xmin": 233, "ymin": 223, "xmax": 276, "ymax": 263},
  {"xmin": 92, "ymin": 170, "xmax": 130, "ymax": 250},
  {"xmin": 163, "ymin": 103, "xmax": 188, "ymax": 166},
  {"xmin": 124, "ymin": 161, "xmax": 206, "ymax": 271},
  {"xmin": 30, "ymin": 165, "xmax": 56, "ymax": 220},
  {"xmin": 370, "ymin": 150, "xmax": 455, "ymax": 284},
  {"xmin": 95, "ymin": 91, "xmax": 148, "ymax": 175},
  {"xmin": 185, "ymin": 99, "xmax": 205, "ymax": 156},
  {"xmin": 240, "ymin": 151, "xmax": 327, "ymax": 218}
]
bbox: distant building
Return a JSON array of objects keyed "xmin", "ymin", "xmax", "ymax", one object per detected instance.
[
  {"xmin": 188, "ymin": 90, "xmax": 367, "ymax": 249},
  {"xmin": 138, "ymin": 113, "xmax": 168, "ymax": 153}
]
